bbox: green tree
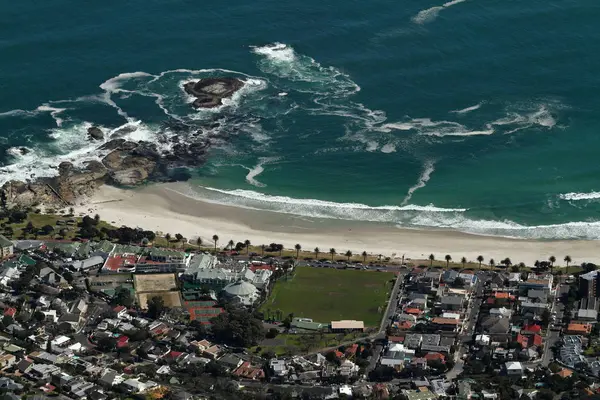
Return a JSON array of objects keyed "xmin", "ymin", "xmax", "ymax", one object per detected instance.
[
  {"xmin": 113, "ymin": 287, "xmax": 134, "ymax": 307},
  {"xmin": 147, "ymin": 296, "xmax": 165, "ymax": 319},
  {"xmin": 362, "ymin": 251, "xmax": 368, "ymax": 263},
  {"xmin": 502, "ymin": 257, "xmax": 512, "ymax": 268},
  {"xmin": 489, "ymin": 258, "xmax": 495, "ymax": 268},
  {"xmin": 294, "ymin": 243, "xmax": 301, "ymax": 259},
  {"xmin": 345, "ymin": 250, "xmax": 353, "ymax": 261},
  {"xmin": 212, "ymin": 234, "xmax": 219, "ymax": 253},
  {"xmin": 260, "ymin": 244, "xmax": 265, "ymax": 256},
  {"xmin": 549, "ymin": 255, "xmax": 556, "ymax": 274},
  {"xmin": 244, "ymin": 239, "xmax": 251, "ymax": 255},
  {"xmin": 445, "ymin": 254, "xmax": 452, "ymax": 268},
  {"xmin": 477, "ymin": 255, "xmax": 484, "ymax": 271},
  {"xmin": 314, "ymin": 247, "xmax": 320, "ymax": 260},
  {"xmin": 564, "ymin": 255, "xmax": 572, "ymax": 274},
  {"xmin": 461, "ymin": 257, "xmax": 467, "ymax": 269},
  {"xmin": 429, "ymin": 254, "xmax": 435, "ymax": 267},
  {"xmin": 196, "ymin": 236, "xmax": 202, "ymax": 247},
  {"xmin": 228, "ymin": 239, "xmax": 234, "ymax": 250},
  {"xmin": 210, "ymin": 305, "xmax": 265, "ymax": 347},
  {"xmin": 165, "ymin": 233, "xmax": 171, "ymax": 242},
  {"xmin": 175, "ymin": 233, "xmax": 184, "ymax": 243},
  {"xmin": 330, "ymin": 248, "xmax": 336, "ymax": 261}
]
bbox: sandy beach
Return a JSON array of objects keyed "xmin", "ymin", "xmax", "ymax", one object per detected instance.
[{"xmin": 74, "ymin": 183, "xmax": 600, "ymax": 266}]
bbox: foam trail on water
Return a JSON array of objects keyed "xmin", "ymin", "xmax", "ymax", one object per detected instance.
[
  {"xmin": 451, "ymin": 102, "xmax": 482, "ymax": 114},
  {"xmin": 560, "ymin": 192, "xmax": 600, "ymax": 201},
  {"xmin": 99, "ymin": 71, "xmax": 154, "ymax": 120},
  {"xmin": 412, "ymin": 0, "xmax": 467, "ymax": 24},
  {"xmin": 242, "ymin": 157, "xmax": 280, "ymax": 188},
  {"xmin": 380, "ymin": 118, "xmax": 494, "ymax": 137},
  {"xmin": 401, "ymin": 160, "xmax": 435, "ymax": 206},
  {"xmin": 36, "ymin": 105, "xmax": 67, "ymax": 127}
]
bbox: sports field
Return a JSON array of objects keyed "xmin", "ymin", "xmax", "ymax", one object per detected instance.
[{"xmin": 261, "ymin": 267, "xmax": 395, "ymax": 327}]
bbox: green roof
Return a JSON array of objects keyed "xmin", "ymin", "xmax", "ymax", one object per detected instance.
[
  {"xmin": 20, "ymin": 255, "xmax": 36, "ymax": 266},
  {"xmin": 0, "ymin": 235, "xmax": 13, "ymax": 247},
  {"xmin": 148, "ymin": 248, "xmax": 185, "ymax": 257},
  {"xmin": 113, "ymin": 244, "xmax": 143, "ymax": 255},
  {"xmin": 185, "ymin": 300, "xmax": 217, "ymax": 307},
  {"xmin": 95, "ymin": 240, "xmax": 115, "ymax": 253},
  {"xmin": 291, "ymin": 319, "xmax": 325, "ymax": 331}
]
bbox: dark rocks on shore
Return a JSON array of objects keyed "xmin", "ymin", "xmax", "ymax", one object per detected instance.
[
  {"xmin": 184, "ymin": 77, "xmax": 244, "ymax": 109},
  {"xmin": 87, "ymin": 126, "xmax": 104, "ymax": 141}
]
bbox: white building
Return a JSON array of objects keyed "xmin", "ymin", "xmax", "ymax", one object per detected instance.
[
  {"xmin": 0, "ymin": 235, "xmax": 14, "ymax": 259},
  {"xmin": 505, "ymin": 361, "xmax": 523, "ymax": 376},
  {"xmin": 223, "ymin": 281, "xmax": 259, "ymax": 306}
]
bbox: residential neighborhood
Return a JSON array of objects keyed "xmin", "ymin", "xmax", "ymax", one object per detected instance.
[{"xmin": 0, "ymin": 228, "xmax": 599, "ymax": 400}]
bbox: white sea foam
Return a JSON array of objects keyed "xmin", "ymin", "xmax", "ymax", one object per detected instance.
[
  {"xmin": 380, "ymin": 143, "xmax": 397, "ymax": 153},
  {"xmin": 36, "ymin": 105, "xmax": 67, "ymax": 127},
  {"xmin": 381, "ymin": 118, "xmax": 494, "ymax": 137},
  {"xmin": 241, "ymin": 157, "xmax": 280, "ymax": 188},
  {"xmin": 559, "ymin": 191, "xmax": 600, "ymax": 201},
  {"xmin": 489, "ymin": 104, "xmax": 557, "ymax": 133},
  {"xmin": 251, "ymin": 42, "xmax": 360, "ymax": 97},
  {"xmin": 401, "ymin": 160, "xmax": 435, "ymax": 206},
  {"xmin": 451, "ymin": 102, "xmax": 482, "ymax": 114},
  {"xmin": 99, "ymin": 71, "xmax": 154, "ymax": 120},
  {"xmin": 412, "ymin": 0, "xmax": 467, "ymax": 24}
]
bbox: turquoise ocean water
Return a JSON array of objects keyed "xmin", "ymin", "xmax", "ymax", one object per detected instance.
[{"xmin": 1, "ymin": 0, "xmax": 600, "ymax": 239}]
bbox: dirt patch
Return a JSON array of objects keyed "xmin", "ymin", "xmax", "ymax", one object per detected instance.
[
  {"xmin": 138, "ymin": 291, "xmax": 182, "ymax": 309},
  {"xmin": 134, "ymin": 273, "xmax": 177, "ymax": 292}
]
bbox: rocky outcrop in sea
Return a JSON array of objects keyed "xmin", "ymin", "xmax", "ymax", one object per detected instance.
[{"xmin": 184, "ymin": 77, "xmax": 244, "ymax": 108}]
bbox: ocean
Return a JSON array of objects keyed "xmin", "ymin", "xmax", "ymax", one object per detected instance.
[{"xmin": 1, "ymin": 0, "xmax": 599, "ymax": 239}]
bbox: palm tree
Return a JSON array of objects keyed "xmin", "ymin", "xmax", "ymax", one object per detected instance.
[
  {"xmin": 165, "ymin": 233, "xmax": 171, "ymax": 242},
  {"xmin": 518, "ymin": 262, "xmax": 526, "ymax": 270},
  {"xmin": 429, "ymin": 254, "xmax": 435, "ymax": 267},
  {"xmin": 345, "ymin": 250, "xmax": 353, "ymax": 261},
  {"xmin": 196, "ymin": 237, "xmax": 203, "ymax": 247},
  {"xmin": 489, "ymin": 258, "xmax": 495, "ymax": 268},
  {"xmin": 314, "ymin": 247, "xmax": 320, "ymax": 260},
  {"xmin": 261, "ymin": 244, "xmax": 266, "ymax": 256},
  {"xmin": 212, "ymin": 234, "xmax": 219, "ymax": 254},
  {"xmin": 461, "ymin": 257, "xmax": 467, "ymax": 269},
  {"xmin": 564, "ymin": 255, "xmax": 572, "ymax": 274},
  {"xmin": 330, "ymin": 248, "xmax": 336, "ymax": 261},
  {"xmin": 534, "ymin": 260, "xmax": 540, "ymax": 270},
  {"xmin": 445, "ymin": 254, "xmax": 452, "ymax": 268},
  {"xmin": 502, "ymin": 257, "xmax": 512, "ymax": 268},
  {"xmin": 228, "ymin": 239, "xmax": 234, "ymax": 250},
  {"xmin": 245, "ymin": 239, "xmax": 251, "ymax": 255},
  {"xmin": 476, "ymin": 255, "xmax": 484, "ymax": 271},
  {"xmin": 549, "ymin": 255, "xmax": 556, "ymax": 274},
  {"xmin": 362, "ymin": 251, "xmax": 368, "ymax": 263},
  {"xmin": 294, "ymin": 244, "xmax": 302, "ymax": 259}
]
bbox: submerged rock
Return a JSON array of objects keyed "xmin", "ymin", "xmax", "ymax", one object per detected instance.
[{"xmin": 183, "ymin": 77, "xmax": 244, "ymax": 109}]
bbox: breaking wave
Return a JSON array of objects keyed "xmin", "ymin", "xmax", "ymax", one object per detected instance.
[
  {"xmin": 451, "ymin": 103, "xmax": 482, "ymax": 114},
  {"xmin": 560, "ymin": 192, "xmax": 600, "ymax": 201}
]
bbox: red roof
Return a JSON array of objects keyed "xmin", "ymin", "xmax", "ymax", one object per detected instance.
[
  {"xmin": 345, "ymin": 344, "xmax": 359, "ymax": 356},
  {"xmin": 233, "ymin": 361, "xmax": 265, "ymax": 379},
  {"xmin": 533, "ymin": 334, "xmax": 543, "ymax": 346},
  {"xmin": 334, "ymin": 350, "xmax": 344, "ymax": 358},
  {"xmin": 165, "ymin": 351, "xmax": 183, "ymax": 360},
  {"xmin": 396, "ymin": 321, "xmax": 413, "ymax": 329},
  {"xmin": 3, "ymin": 307, "xmax": 16, "ymax": 317},
  {"xmin": 486, "ymin": 298, "xmax": 495, "ymax": 305},
  {"xmin": 116, "ymin": 336, "xmax": 129, "ymax": 348},
  {"xmin": 424, "ymin": 352, "xmax": 445, "ymax": 363},
  {"xmin": 516, "ymin": 334, "xmax": 528, "ymax": 348},
  {"xmin": 104, "ymin": 254, "xmax": 138, "ymax": 271},
  {"xmin": 405, "ymin": 308, "xmax": 422, "ymax": 315},
  {"xmin": 522, "ymin": 324, "xmax": 542, "ymax": 333},
  {"xmin": 113, "ymin": 306, "xmax": 126, "ymax": 313}
]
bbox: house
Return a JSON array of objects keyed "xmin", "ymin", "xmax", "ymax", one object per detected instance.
[
  {"xmin": 232, "ymin": 362, "xmax": 265, "ymax": 380},
  {"xmin": 113, "ymin": 306, "xmax": 128, "ymax": 319},
  {"xmin": 412, "ymin": 357, "xmax": 428, "ymax": 369},
  {"xmin": 0, "ymin": 235, "xmax": 13, "ymax": 259},
  {"xmin": 521, "ymin": 324, "xmax": 542, "ymax": 335},
  {"xmin": 440, "ymin": 295, "xmax": 463, "ymax": 311},
  {"xmin": 527, "ymin": 289, "xmax": 548, "ymax": 302},
  {"xmin": 520, "ymin": 302, "xmax": 548, "ymax": 316},
  {"xmin": 381, "ymin": 343, "xmax": 415, "ymax": 367},
  {"xmin": 72, "ymin": 256, "xmax": 104, "ymax": 271},
  {"xmin": 505, "ymin": 361, "xmax": 523, "ymax": 376},
  {"xmin": 480, "ymin": 316, "xmax": 510, "ymax": 338},
  {"xmin": 396, "ymin": 313, "xmax": 418, "ymax": 323},
  {"xmin": 490, "ymin": 307, "xmax": 512, "ymax": 318},
  {"xmin": 424, "ymin": 352, "xmax": 445, "ymax": 365},
  {"xmin": 98, "ymin": 369, "xmax": 124, "ymax": 387},
  {"xmin": 0, "ymin": 353, "xmax": 16, "ymax": 368},
  {"xmin": 430, "ymin": 317, "xmax": 460, "ymax": 331},
  {"xmin": 409, "ymin": 298, "xmax": 428, "ymax": 310},
  {"xmin": 567, "ymin": 323, "xmax": 592, "ymax": 335},
  {"xmin": 331, "ymin": 320, "xmax": 364, "ymax": 332},
  {"xmin": 556, "ymin": 368, "xmax": 573, "ymax": 378},
  {"xmin": 218, "ymin": 354, "xmax": 243, "ymax": 371},
  {"xmin": 405, "ymin": 334, "xmax": 424, "ymax": 349},
  {"xmin": 0, "ymin": 377, "xmax": 23, "ymax": 392},
  {"xmin": 122, "ymin": 378, "xmax": 157, "ymax": 393},
  {"xmin": 270, "ymin": 359, "xmax": 289, "ymax": 377},
  {"xmin": 476, "ymin": 334, "xmax": 491, "ymax": 346},
  {"xmin": 339, "ymin": 359, "xmax": 359, "ymax": 376},
  {"xmin": 402, "ymin": 387, "xmax": 437, "ymax": 400},
  {"xmin": 28, "ymin": 364, "xmax": 61, "ymax": 380},
  {"xmin": 519, "ymin": 274, "xmax": 553, "ymax": 292}
]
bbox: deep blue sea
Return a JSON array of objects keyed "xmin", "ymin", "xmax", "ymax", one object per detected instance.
[{"xmin": 1, "ymin": 0, "xmax": 600, "ymax": 239}]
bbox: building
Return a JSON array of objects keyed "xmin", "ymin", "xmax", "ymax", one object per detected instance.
[
  {"xmin": 519, "ymin": 274, "xmax": 553, "ymax": 292},
  {"xmin": 440, "ymin": 295, "xmax": 464, "ymax": 311},
  {"xmin": 222, "ymin": 280, "xmax": 259, "ymax": 306},
  {"xmin": 579, "ymin": 270, "xmax": 600, "ymax": 298},
  {"xmin": 402, "ymin": 387, "xmax": 437, "ymax": 400},
  {"xmin": 567, "ymin": 323, "xmax": 592, "ymax": 335},
  {"xmin": 291, "ymin": 317, "xmax": 326, "ymax": 331},
  {"xmin": 72, "ymin": 256, "xmax": 104, "ymax": 271},
  {"xmin": 505, "ymin": 361, "xmax": 523, "ymax": 376},
  {"xmin": 270, "ymin": 359, "xmax": 289, "ymax": 377},
  {"xmin": 430, "ymin": 317, "xmax": 460, "ymax": 332},
  {"xmin": 577, "ymin": 308, "xmax": 598, "ymax": 321},
  {"xmin": 0, "ymin": 353, "xmax": 16, "ymax": 368},
  {"xmin": 331, "ymin": 320, "xmax": 365, "ymax": 332},
  {"xmin": 0, "ymin": 235, "xmax": 13, "ymax": 259}
]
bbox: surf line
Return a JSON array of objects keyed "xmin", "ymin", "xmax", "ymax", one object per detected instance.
[{"xmin": 401, "ymin": 160, "xmax": 435, "ymax": 206}]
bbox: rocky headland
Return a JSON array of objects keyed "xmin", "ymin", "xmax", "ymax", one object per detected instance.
[
  {"xmin": 183, "ymin": 77, "xmax": 244, "ymax": 108},
  {"xmin": 0, "ymin": 124, "xmax": 216, "ymax": 209}
]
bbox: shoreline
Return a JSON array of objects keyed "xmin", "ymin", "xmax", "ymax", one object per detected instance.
[{"xmin": 74, "ymin": 182, "xmax": 600, "ymax": 265}]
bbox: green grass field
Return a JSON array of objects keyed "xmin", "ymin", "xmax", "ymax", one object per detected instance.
[{"xmin": 261, "ymin": 266, "xmax": 395, "ymax": 327}]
